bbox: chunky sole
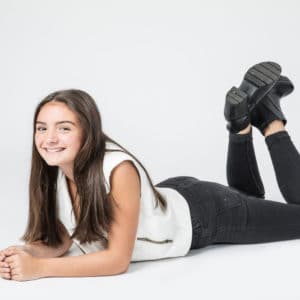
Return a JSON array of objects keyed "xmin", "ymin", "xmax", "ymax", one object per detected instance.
[
  {"xmin": 225, "ymin": 87, "xmax": 248, "ymax": 120},
  {"xmin": 274, "ymin": 75, "xmax": 294, "ymax": 97},
  {"xmin": 224, "ymin": 87, "xmax": 250, "ymax": 133},
  {"xmin": 239, "ymin": 61, "xmax": 282, "ymax": 111}
]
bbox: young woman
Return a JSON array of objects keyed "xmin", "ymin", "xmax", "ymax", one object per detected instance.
[{"xmin": 1, "ymin": 61, "xmax": 300, "ymax": 282}]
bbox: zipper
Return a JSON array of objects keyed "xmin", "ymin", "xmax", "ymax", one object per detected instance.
[{"xmin": 137, "ymin": 237, "xmax": 173, "ymax": 244}]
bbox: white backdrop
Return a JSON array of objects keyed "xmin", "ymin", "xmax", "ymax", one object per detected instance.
[{"xmin": 1, "ymin": 0, "xmax": 300, "ymax": 299}]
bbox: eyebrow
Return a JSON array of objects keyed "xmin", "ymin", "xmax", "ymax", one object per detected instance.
[{"xmin": 35, "ymin": 121, "xmax": 76, "ymax": 126}]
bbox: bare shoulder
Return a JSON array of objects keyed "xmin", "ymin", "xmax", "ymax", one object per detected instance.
[{"xmin": 109, "ymin": 160, "xmax": 141, "ymax": 197}]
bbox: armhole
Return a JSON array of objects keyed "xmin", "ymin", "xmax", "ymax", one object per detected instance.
[{"xmin": 108, "ymin": 159, "xmax": 141, "ymax": 195}]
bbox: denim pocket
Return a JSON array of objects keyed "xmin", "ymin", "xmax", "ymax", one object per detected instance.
[
  {"xmin": 216, "ymin": 189, "xmax": 243, "ymax": 213},
  {"xmin": 215, "ymin": 187, "xmax": 247, "ymax": 231}
]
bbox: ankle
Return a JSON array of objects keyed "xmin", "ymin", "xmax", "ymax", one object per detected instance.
[
  {"xmin": 237, "ymin": 124, "xmax": 252, "ymax": 135},
  {"xmin": 263, "ymin": 120, "xmax": 286, "ymax": 137}
]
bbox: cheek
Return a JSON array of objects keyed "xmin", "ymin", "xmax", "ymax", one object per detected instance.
[
  {"xmin": 64, "ymin": 135, "xmax": 82, "ymax": 151},
  {"xmin": 34, "ymin": 135, "xmax": 42, "ymax": 147},
  {"xmin": 73, "ymin": 139, "xmax": 83, "ymax": 153}
]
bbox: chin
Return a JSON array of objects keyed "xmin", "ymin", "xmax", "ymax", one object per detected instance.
[
  {"xmin": 44, "ymin": 160, "xmax": 60, "ymax": 166},
  {"xmin": 42, "ymin": 157, "xmax": 64, "ymax": 166}
]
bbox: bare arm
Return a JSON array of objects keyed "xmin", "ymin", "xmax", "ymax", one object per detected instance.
[
  {"xmin": 25, "ymin": 223, "xmax": 73, "ymax": 258},
  {"xmin": 37, "ymin": 249, "xmax": 126, "ymax": 277},
  {"xmin": 37, "ymin": 160, "xmax": 141, "ymax": 278},
  {"xmin": 0, "ymin": 222, "xmax": 73, "ymax": 280},
  {"xmin": 3, "ymin": 160, "xmax": 141, "ymax": 281}
]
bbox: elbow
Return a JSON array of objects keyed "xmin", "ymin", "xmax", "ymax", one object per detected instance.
[
  {"xmin": 113, "ymin": 256, "xmax": 130, "ymax": 275},
  {"xmin": 117, "ymin": 260, "xmax": 130, "ymax": 275},
  {"xmin": 106, "ymin": 251, "xmax": 130, "ymax": 275},
  {"xmin": 108, "ymin": 263, "xmax": 128, "ymax": 276},
  {"xmin": 121, "ymin": 262, "xmax": 130, "ymax": 274}
]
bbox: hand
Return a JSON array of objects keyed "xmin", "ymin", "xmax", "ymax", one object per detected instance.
[
  {"xmin": 3, "ymin": 248, "xmax": 42, "ymax": 281},
  {"xmin": 0, "ymin": 245, "xmax": 37, "ymax": 280},
  {"xmin": 1, "ymin": 245, "xmax": 34, "ymax": 255},
  {"xmin": 0, "ymin": 249, "xmax": 11, "ymax": 280}
]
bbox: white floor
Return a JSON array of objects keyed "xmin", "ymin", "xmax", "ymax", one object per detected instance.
[{"xmin": 1, "ymin": 237, "xmax": 300, "ymax": 300}]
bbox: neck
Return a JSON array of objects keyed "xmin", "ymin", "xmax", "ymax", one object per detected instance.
[{"xmin": 59, "ymin": 165, "xmax": 75, "ymax": 183}]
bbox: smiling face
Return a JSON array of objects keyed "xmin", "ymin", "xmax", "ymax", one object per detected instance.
[{"xmin": 35, "ymin": 101, "xmax": 83, "ymax": 175}]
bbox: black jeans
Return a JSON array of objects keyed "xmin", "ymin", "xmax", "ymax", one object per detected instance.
[{"xmin": 155, "ymin": 130, "xmax": 300, "ymax": 250}]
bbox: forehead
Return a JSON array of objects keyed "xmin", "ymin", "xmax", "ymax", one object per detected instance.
[{"xmin": 37, "ymin": 102, "xmax": 78, "ymax": 123}]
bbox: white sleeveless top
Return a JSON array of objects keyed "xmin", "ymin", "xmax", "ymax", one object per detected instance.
[{"xmin": 56, "ymin": 141, "xmax": 192, "ymax": 261}]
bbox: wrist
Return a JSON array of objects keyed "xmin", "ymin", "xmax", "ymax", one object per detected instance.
[
  {"xmin": 23, "ymin": 244, "xmax": 36, "ymax": 256},
  {"xmin": 36, "ymin": 257, "xmax": 49, "ymax": 278}
]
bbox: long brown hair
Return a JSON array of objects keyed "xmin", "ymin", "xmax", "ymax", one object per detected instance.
[{"xmin": 21, "ymin": 89, "xmax": 167, "ymax": 247}]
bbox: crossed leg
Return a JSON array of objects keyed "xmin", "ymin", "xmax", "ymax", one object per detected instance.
[
  {"xmin": 216, "ymin": 121, "xmax": 300, "ymax": 244},
  {"xmin": 227, "ymin": 120, "xmax": 300, "ymax": 205}
]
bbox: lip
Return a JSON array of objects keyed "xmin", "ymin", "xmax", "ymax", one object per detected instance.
[{"xmin": 43, "ymin": 148, "xmax": 66, "ymax": 152}]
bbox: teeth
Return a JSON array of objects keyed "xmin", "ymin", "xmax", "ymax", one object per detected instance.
[{"xmin": 46, "ymin": 148, "xmax": 65, "ymax": 152}]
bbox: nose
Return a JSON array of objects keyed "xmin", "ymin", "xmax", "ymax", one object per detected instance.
[{"xmin": 45, "ymin": 129, "xmax": 58, "ymax": 144}]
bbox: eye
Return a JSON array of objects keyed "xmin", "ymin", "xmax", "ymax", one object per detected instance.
[
  {"xmin": 36, "ymin": 127, "xmax": 46, "ymax": 132},
  {"xmin": 59, "ymin": 127, "xmax": 70, "ymax": 132}
]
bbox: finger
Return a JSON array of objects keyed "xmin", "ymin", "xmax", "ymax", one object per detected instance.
[
  {"xmin": 11, "ymin": 268, "xmax": 20, "ymax": 276},
  {"xmin": 1, "ymin": 246, "xmax": 17, "ymax": 254},
  {"xmin": 0, "ymin": 250, "xmax": 7, "ymax": 259},
  {"xmin": 0, "ymin": 261, "xmax": 10, "ymax": 268},
  {"xmin": 0, "ymin": 255, "xmax": 10, "ymax": 262},
  {"xmin": 4, "ymin": 255, "xmax": 17, "ymax": 264},
  {"xmin": 6, "ymin": 246, "xmax": 22, "ymax": 252},
  {"xmin": 4, "ymin": 247, "xmax": 14, "ymax": 253},
  {"xmin": 3, "ymin": 248, "xmax": 20, "ymax": 255},
  {"xmin": 0, "ymin": 267, "xmax": 11, "ymax": 273},
  {"xmin": 2, "ymin": 250, "xmax": 12, "ymax": 257},
  {"xmin": 8, "ymin": 262, "xmax": 17, "ymax": 269},
  {"xmin": 11, "ymin": 274, "xmax": 21, "ymax": 281},
  {"xmin": 1, "ymin": 273, "xmax": 11, "ymax": 280}
]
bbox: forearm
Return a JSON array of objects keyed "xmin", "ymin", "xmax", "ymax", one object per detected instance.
[
  {"xmin": 25, "ymin": 239, "xmax": 72, "ymax": 258},
  {"xmin": 38, "ymin": 250, "xmax": 128, "ymax": 278}
]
